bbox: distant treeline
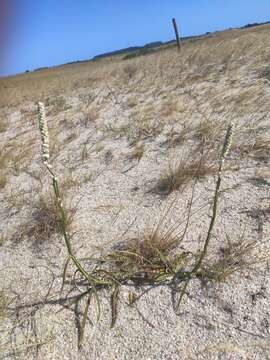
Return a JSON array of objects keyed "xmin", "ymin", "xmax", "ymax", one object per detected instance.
[
  {"xmin": 30, "ymin": 20, "xmax": 270, "ymax": 72},
  {"xmin": 241, "ymin": 21, "xmax": 270, "ymax": 29},
  {"xmin": 92, "ymin": 41, "xmax": 163, "ymax": 60}
]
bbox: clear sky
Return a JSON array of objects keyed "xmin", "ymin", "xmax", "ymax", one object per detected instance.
[{"xmin": 1, "ymin": 0, "xmax": 270, "ymax": 77}]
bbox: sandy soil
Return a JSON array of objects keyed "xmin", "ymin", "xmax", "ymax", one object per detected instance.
[{"xmin": 0, "ymin": 24, "xmax": 270, "ymax": 359}]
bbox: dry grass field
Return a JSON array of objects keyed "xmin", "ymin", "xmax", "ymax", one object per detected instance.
[{"xmin": 0, "ymin": 24, "xmax": 270, "ymax": 359}]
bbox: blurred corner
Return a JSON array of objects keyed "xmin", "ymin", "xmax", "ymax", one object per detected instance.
[{"xmin": 0, "ymin": 0, "xmax": 18, "ymax": 76}]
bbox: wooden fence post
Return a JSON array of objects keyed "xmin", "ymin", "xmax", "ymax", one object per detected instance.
[{"xmin": 172, "ymin": 18, "xmax": 181, "ymax": 50}]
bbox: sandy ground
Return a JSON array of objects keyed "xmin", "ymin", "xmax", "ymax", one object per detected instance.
[{"xmin": 0, "ymin": 25, "xmax": 270, "ymax": 359}]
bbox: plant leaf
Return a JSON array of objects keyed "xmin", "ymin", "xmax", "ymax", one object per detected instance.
[
  {"xmin": 110, "ymin": 284, "xmax": 120, "ymax": 328},
  {"xmin": 78, "ymin": 291, "xmax": 93, "ymax": 348}
]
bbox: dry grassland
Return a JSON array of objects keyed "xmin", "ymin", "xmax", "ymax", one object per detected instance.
[{"xmin": 0, "ymin": 24, "xmax": 270, "ymax": 359}]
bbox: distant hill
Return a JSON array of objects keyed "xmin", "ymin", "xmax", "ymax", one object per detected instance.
[
  {"xmin": 92, "ymin": 42, "xmax": 163, "ymax": 60},
  {"xmin": 91, "ymin": 21, "xmax": 270, "ymax": 62},
  {"xmin": 32, "ymin": 20, "xmax": 270, "ymax": 71},
  {"xmin": 241, "ymin": 20, "xmax": 270, "ymax": 29}
]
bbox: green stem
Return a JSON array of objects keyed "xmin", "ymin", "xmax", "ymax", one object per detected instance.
[
  {"xmin": 192, "ymin": 160, "xmax": 223, "ymax": 274},
  {"xmin": 49, "ymin": 167, "xmax": 108, "ymax": 287}
]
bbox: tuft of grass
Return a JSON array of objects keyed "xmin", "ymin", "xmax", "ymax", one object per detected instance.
[
  {"xmin": 156, "ymin": 153, "xmax": 216, "ymax": 194},
  {"xmin": 13, "ymin": 193, "xmax": 76, "ymax": 245},
  {"xmin": 237, "ymin": 137, "xmax": 270, "ymax": 162},
  {"xmin": 167, "ymin": 118, "xmax": 221, "ymax": 150},
  {"xmin": 201, "ymin": 236, "xmax": 269, "ymax": 282},
  {"xmin": 117, "ymin": 223, "xmax": 179, "ymax": 265},
  {"xmin": 28, "ymin": 195, "xmax": 64, "ymax": 244}
]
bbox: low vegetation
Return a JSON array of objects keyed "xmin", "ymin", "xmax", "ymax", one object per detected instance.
[
  {"xmin": 12, "ymin": 193, "xmax": 76, "ymax": 247},
  {"xmin": 1, "ymin": 24, "xmax": 270, "ymax": 358},
  {"xmin": 37, "ymin": 103, "xmax": 266, "ymax": 348},
  {"xmin": 155, "ymin": 152, "xmax": 216, "ymax": 194}
]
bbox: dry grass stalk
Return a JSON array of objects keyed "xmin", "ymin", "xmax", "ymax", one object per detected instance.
[
  {"xmin": 156, "ymin": 153, "xmax": 216, "ymax": 194},
  {"xmin": 202, "ymin": 237, "xmax": 270, "ymax": 281}
]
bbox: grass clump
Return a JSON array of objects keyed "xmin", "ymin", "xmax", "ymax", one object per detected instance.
[
  {"xmin": 156, "ymin": 153, "xmax": 216, "ymax": 194},
  {"xmin": 13, "ymin": 193, "xmax": 75, "ymax": 246},
  {"xmin": 30, "ymin": 195, "xmax": 64, "ymax": 243},
  {"xmin": 238, "ymin": 137, "xmax": 270, "ymax": 162},
  {"xmin": 202, "ymin": 236, "xmax": 269, "ymax": 282}
]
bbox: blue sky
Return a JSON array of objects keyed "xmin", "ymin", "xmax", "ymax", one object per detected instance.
[{"xmin": 1, "ymin": 0, "xmax": 270, "ymax": 77}]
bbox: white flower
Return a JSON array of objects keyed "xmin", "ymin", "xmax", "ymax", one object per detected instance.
[
  {"xmin": 221, "ymin": 122, "xmax": 234, "ymax": 161},
  {"xmin": 38, "ymin": 101, "xmax": 50, "ymax": 164}
]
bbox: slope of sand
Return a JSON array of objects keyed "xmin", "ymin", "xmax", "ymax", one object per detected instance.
[{"xmin": 0, "ymin": 25, "xmax": 270, "ymax": 359}]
